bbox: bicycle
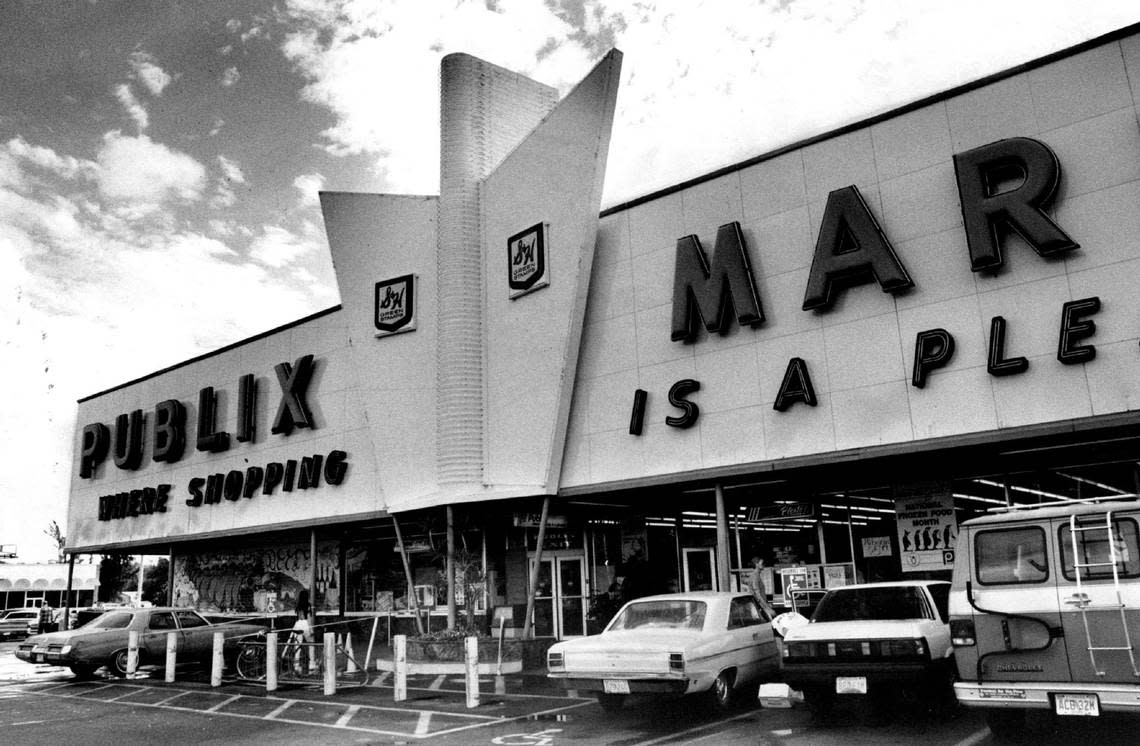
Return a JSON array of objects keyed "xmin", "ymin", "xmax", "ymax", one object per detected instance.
[{"xmin": 235, "ymin": 630, "xmax": 368, "ymax": 686}]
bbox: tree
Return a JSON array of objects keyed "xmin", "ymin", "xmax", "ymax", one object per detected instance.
[
  {"xmin": 43, "ymin": 520, "xmax": 66, "ymax": 563},
  {"xmin": 142, "ymin": 558, "xmax": 169, "ymax": 605},
  {"xmin": 98, "ymin": 554, "xmax": 138, "ymax": 603}
]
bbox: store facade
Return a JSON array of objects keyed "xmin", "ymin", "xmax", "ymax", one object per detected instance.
[{"xmin": 67, "ymin": 26, "xmax": 1140, "ymax": 637}]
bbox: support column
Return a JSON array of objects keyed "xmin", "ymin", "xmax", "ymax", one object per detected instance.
[
  {"xmin": 392, "ymin": 515, "xmax": 425, "ymax": 635},
  {"xmin": 523, "ymin": 497, "xmax": 550, "ymax": 639},
  {"xmin": 674, "ymin": 515, "xmax": 684, "ymax": 591},
  {"xmin": 447, "ymin": 505, "xmax": 457, "ymax": 630},
  {"xmin": 714, "ymin": 484, "xmax": 731, "ymax": 592},
  {"xmin": 166, "ymin": 546, "xmax": 175, "ymax": 606},
  {"xmin": 63, "ymin": 554, "xmax": 75, "ymax": 631},
  {"xmin": 309, "ymin": 529, "xmax": 318, "ymax": 627}
]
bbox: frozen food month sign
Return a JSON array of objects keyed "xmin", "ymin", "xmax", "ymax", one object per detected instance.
[{"xmin": 895, "ymin": 486, "xmax": 958, "ymax": 572}]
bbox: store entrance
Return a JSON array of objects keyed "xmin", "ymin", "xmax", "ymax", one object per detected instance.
[
  {"xmin": 530, "ymin": 553, "xmax": 587, "ymax": 638},
  {"xmin": 682, "ymin": 547, "xmax": 717, "ymax": 591}
]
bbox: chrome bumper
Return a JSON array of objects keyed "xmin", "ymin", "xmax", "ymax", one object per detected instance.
[{"xmin": 955, "ymin": 681, "xmax": 1140, "ymax": 711}]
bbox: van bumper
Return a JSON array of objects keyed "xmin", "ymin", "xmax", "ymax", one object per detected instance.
[{"xmin": 955, "ymin": 681, "xmax": 1140, "ymax": 712}]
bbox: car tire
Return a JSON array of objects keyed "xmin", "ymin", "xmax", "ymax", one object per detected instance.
[
  {"xmin": 596, "ymin": 693, "xmax": 626, "ymax": 712},
  {"xmin": 986, "ymin": 710, "xmax": 1027, "ymax": 741},
  {"xmin": 709, "ymin": 670, "xmax": 735, "ymax": 711},
  {"xmin": 108, "ymin": 649, "xmax": 133, "ymax": 677},
  {"xmin": 69, "ymin": 664, "xmax": 99, "ymax": 679}
]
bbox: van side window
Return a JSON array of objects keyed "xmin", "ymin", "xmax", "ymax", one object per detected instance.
[
  {"xmin": 975, "ymin": 526, "xmax": 1048, "ymax": 585},
  {"xmin": 1059, "ymin": 517, "xmax": 1140, "ymax": 581}
]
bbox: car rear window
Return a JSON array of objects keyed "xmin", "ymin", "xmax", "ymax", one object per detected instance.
[
  {"xmin": 1059, "ymin": 516, "xmax": 1140, "ymax": 581},
  {"xmin": 608, "ymin": 600, "xmax": 706, "ymax": 631},
  {"xmin": 975, "ymin": 526, "xmax": 1048, "ymax": 585},
  {"xmin": 812, "ymin": 586, "xmax": 931, "ymax": 622}
]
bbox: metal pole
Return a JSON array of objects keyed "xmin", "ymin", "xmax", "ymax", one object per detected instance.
[
  {"xmin": 846, "ymin": 494, "xmax": 857, "ymax": 582},
  {"xmin": 167, "ymin": 546, "xmax": 175, "ymax": 606},
  {"xmin": 309, "ymin": 530, "xmax": 318, "ymax": 626},
  {"xmin": 392, "ymin": 515, "xmax": 425, "ymax": 635},
  {"xmin": 447, "ymin": 505, "xmax": 456, "ymax": 630},
  {"xmin": 674, "ymin": 515, "xmax": 684, "ymax": 591},
  {"xmin": 523, "ymin": 497, "xmax": 550, "ymax": 639},
  {"xmin": 63, "ymin": 554, "xmax": 75, "ymax": 631},
  {"xmin": 714, "ymin": 484, "xmax": 731, "ymax": 592}
]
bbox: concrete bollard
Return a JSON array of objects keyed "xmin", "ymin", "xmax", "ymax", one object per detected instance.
[
  {"xmin": 465, "ymin": 636, "xmax": 479, "ymax": 709},
  {"xmin": 394, "ymin": 634, "xmax": 407, "ymax": 702},
  {"xmin": 323, "ymin": 633, "xmax": 336, "ymax": 695},
  {"xmin": 211, "ymin": 631, "xmax": 224, "ymax": 687},
  {"xmin": 127, "ymin": 630, "xmax": 139, "ymax": 675},
  {"xmin": 266, "ymin": 632, "xmax": 278, "ymax": 692},
  {"xmin": 165, "ymin": 632, "xmax": 178, "ymax": 683},
  {"xmin": 345, "ymin": 632, "xmax": 356, "ymax": 673}
]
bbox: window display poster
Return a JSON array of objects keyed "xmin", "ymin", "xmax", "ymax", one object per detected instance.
[{"xmin": 895, "ymin": 485, "xmax": 957, "ymax": 572}]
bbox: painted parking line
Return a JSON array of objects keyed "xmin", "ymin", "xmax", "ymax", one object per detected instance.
[{"xmin": 1, "ymin": 680, "xmax": 592, "ymax": 740}]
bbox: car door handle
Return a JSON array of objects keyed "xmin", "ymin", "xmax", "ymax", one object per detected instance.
[{"xmin": 1064, "ymin": 593, "xmax": 1091, "ymax": 608}]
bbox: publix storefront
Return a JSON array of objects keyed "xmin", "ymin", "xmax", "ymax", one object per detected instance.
[{"xmin": 66, "ymin": 24, "xmax": 1140, "ymax": 638}]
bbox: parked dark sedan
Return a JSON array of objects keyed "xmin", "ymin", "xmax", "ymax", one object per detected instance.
[{"xmin": 15, "ymin": 607, "xmax": 265, "ymax": 677}]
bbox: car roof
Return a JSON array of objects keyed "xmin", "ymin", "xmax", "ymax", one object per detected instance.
[
  {"xmin": 823, "ymin": 581, "xmax": 950, "ymax": 591},
  {"xmin": 960, "ymin": 498, "xmax": 1140, "ymax": 527},
  {"xmin": 623, "ymin": 591, "xmax": 747, "ymax": 603}
]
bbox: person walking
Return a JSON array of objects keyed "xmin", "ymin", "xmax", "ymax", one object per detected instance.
[{"xmin": 748, "ymin": 556, "xmax": 776, "ymax": 617}]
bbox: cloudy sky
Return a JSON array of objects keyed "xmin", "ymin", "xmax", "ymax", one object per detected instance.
[{"xmin": 3, "ymin": 0, "xmax": 1139, "ymax": 563}]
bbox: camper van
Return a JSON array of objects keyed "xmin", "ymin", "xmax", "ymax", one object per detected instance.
[{"xmin": 949, "ymin": 497, "xmax": 1140, "ymax": 738}]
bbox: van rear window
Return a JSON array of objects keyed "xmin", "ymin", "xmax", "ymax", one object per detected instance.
[
  {"xmin": 975, "ymin": 526, "xmax": 1048, "ymax": 585},
  {"xmin": 1059, "ymin": 517, "xmax": 1140, "ymax": 581}
]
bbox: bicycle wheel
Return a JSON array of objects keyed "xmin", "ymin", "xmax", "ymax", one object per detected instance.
[
  {"xmin": 280, "ymin": 642, "xmax": 304, "ymax": 678},
  {"xmin": 235, "ymin": 645, "xmax": 267, "ymax": 681}
]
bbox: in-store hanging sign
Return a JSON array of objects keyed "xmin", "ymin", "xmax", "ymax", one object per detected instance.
[
  {"xmin": 374, "ymin": 273, "xmax": 416, "ymax": 336},
  {"xmin": 747, "ymin": 502, "xmax": 814, "ymax": 522},
  {"xmin": 895, "ymin": 483, "xmax": 958, "ymax": 572},
  {"xmin": 507, "ymin": 222, "xmax": 549, "ymax": 298}
]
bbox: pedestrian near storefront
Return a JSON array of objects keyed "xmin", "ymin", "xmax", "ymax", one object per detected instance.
[{"xmin": 748, "ymin": 556, "xmax": 775, "ymax": 617}]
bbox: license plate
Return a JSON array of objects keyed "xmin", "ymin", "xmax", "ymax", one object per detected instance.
[
  {"xmin": 34, "ymin": 654, "xmax": 44, "ymax": 663},
  {"xmin": 836, "ymin": 676, "xmax": 867, "ymax": 694},
  {"xmin": 1055, "ymin": 693, "xmax": 1099, "ymax": 716},
  {"xmin": 603, "ymin": 679, "xmax": 630, "ymax": 694}
]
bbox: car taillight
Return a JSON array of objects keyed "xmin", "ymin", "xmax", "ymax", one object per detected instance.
[
  {"xmin": 669, "ymin": 653, "xmax": 684, "ymax": 672},
  {"xmin": 951, "ymin": 618, "xmax": 976, "ymax": 647},
  {"xmin": 782, "ymin": 641, "xmax": 813, "ymax": 658},
  {"xmin": 879, "ymin": 638, "xmax": 926, "ymax": 657},
  {"xmin": 547, "ymin": 651, "xmax": 564, "ymax": 671}
]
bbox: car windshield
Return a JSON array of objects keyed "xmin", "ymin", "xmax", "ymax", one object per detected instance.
[
  {"xmin": 812, "ymin": 586, "xmax": 930, "ymax": 622},
  {"xmin": 608, "ymin": 600, "xmax": 706, "ymax": 631},
  {"xmin": 80, "ymin": 612, "xmax": 134, "ymax": 630}
]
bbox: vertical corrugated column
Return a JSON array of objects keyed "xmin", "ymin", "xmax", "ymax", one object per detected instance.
[{"xmin": 436, "ymin": 54, "xmax": 556, "ymax": 488}]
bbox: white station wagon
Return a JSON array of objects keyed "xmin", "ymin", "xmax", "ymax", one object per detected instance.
[{"xmin": 546, "ymin": 591, "xmax": 780, "ymax": 711}]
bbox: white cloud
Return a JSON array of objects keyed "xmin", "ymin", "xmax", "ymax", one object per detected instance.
[
  {"xmin": 248, "ymin": 224, "xmax": 320, "ymax": 268},
  {"xmin": 130, "ymin": 51, "xmax": 173, "ymax": 96},
  {"xmin": 114, "ymin": 83, "xmax": 149, "ymax": 132},
  {"xmin": 96, "ymin": 131, "xmax": 207, "ymax": 206},
  {"xmin": 221, "ymin": 66, "xmax": 241, "ymax": 86},
  {"xmin": 280, "ymin": 0, "xmax": 612, "ymax": 193},
  {"xmin": 218, "ymin": 155, "xmax": 246, "ymax": 184},
  {"xmin": 292, "ymin": 172, "xmax": 324, "ymax": 207},
  {"xmin": 5, "ymin": 137, "xmax": 97, "ymax": 180}
]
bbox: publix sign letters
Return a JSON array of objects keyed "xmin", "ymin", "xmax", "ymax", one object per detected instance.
[{"xmin": 78, "ymin": 354, "xmax": 349, "ymax": 522}]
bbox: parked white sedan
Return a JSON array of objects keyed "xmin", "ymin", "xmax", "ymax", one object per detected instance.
[{"xmin": 547, "ymin": 591, "xmax": 779, "ymax": 711}]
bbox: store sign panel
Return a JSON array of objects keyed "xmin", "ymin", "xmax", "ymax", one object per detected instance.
[
  {"xmin": 374, "ymin": 274, "xmax": 416, "ymax": 336},
  {"xmin": 895, "ymin": 486, "xmax": 958, "ymax": 572},
  {"xmin": 507, "ymin": 222, "xmax": 549, "ymax": 298},
  {"xmin": 862, "ymin": 536, "xmax": 893, "ymax": 558},
  {"xmin": 747, "ymin": 503, "xmax": 814, "ymax": 522}
]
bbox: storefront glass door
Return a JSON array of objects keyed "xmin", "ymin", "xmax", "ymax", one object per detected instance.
[
  {"xmin": 530, "ymin": 555, "xmax": 587, "ymax": 638},
  {"xmin": 682, "ymin": 547, "xmax": 716, "ymax": 591}
]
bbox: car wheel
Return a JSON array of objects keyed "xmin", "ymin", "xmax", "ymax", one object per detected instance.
[
  {"xmin": 596, "ymin": 693, "xmax": 626, "ymax": 712},
  {"xmin": 108, "ymin": 649, "xmax": 133, "ymax": 677},
  {"xmin": 69, "ymin": 664, "xmax": 99, "ymax": 679},
  {"xmin": 986, "ymin": 710, "xmax": 1027, "ymax": 741},
  {"xmin": 709, "ymin": 670, "xmax": 735, "ymax": 711}
]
